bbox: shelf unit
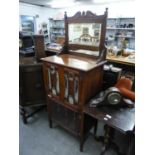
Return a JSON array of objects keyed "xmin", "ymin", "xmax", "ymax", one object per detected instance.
[
  {"xmin": 20, "ymin": 15, "xmax": 35, "ymax": 34},
  {"xmin": 49, "ymin": 19, "xmax": 65, "ymax": 42},
  {"xmin": 41, "ymin": 23, "xmax": 50, "ymax": 45},
  {"xmin": 106, "ymin": 17, "xmax": 135, "ymax": 49}
]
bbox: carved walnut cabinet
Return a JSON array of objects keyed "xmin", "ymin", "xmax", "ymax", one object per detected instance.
[{"xmin": 42, "ymin": 54, "xmax": 104, "ymax": 151}]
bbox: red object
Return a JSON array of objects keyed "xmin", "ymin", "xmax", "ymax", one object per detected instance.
[{"xmin": 115, "ymin": 77, "xmax": 135, "ymax": 101}]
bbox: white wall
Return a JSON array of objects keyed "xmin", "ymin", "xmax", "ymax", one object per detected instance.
[
  {"xmin": 19, "ymin": 1, "xmax": 135, "ymax": 33},
  {"xmin": 19, "ymin": 2, "xmax": 60, "ymax": 34},
  {"xmin": 57, "ymin": 1, "xmax": 135, "ymax": 18}
]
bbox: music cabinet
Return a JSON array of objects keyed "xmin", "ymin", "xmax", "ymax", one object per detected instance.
[
  {"xmin": 19, "ymin": 57, "xmax": 46, "ymax": 124},
  {"xmin": 42, "ymin": 8, "xmax": 108, "ymax": 151},
  {"xmin": 42, "ymin": 54, "xmax": 104, "ymax": 151}
]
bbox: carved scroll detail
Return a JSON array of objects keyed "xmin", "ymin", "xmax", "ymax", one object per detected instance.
[{"xmin": 72, "ymin": 11, "xmax": 96, "ymax": 18}]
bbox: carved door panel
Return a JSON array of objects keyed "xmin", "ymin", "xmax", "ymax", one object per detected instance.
[
  {"xmin": 48, "ymin": 65, "xmax": 60, "ymax": 99},
  {"xmin": 64, "ymin": 68, "xmax": 80, "ymax": 105}
]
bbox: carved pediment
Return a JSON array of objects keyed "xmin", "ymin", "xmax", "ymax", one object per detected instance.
[
  {"xmin": 65, "ymin": 8, "xmax": 108, "ymax": 20},
  {"xmin": 73, "ymin": 11, "xmax": 96, "ymax": 18}
]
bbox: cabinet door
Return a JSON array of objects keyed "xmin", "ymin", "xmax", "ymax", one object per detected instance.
[
  {"xmin": 51, "ymin": 101, "xmax": 80, "ymax": 135},
  {"xmin": 64, "ymin": 68, "xmax": 81, "ymax": 105},
  {"xmin": 20, "ymin": 64, "xmax": 46, "ymax": 106}
]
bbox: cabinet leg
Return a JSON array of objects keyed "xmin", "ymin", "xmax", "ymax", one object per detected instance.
[
  {"xmin": 93, "ymin": 120, "xmax": 98, "ymax": 137},
  {"xmin": 79, "ymin": 113, "xmax": 84, "ymax": 152},
  {"xmin": 80, "ymin": 138, "xmax": 84, "ymax": 152},
  {"xmin": 46, "ymin": 100, "xmax": 52, "ymax": 128},
  {"xmin": 47, "ymin": 111, "xmax": 52, "ymax": 128},
  {"xmin": 49, "ymin": 118, "xmax": 52, "ymax": 128},
  {"xmin": 20, "ymin": 106, "xmax": 27, "ymax": 124},
  {"xmin": 22, "ymin": 115, "xmax": 27, "ymax": 124}
]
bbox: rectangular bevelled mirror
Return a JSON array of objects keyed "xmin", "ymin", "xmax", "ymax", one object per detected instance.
[{"xmin": 69, "ymin": 23, "xmax": 101, "ymax": 47}]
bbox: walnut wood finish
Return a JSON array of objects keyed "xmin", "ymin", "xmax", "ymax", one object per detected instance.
[
  {"xmin": 41, "ymin": 54, "xmax": 104, "ymax": 71},
  {"xmin": 42, "ymin": 54, "xmax": 103, "ymax": 151},
  {"xmin": 42, "ymin": 9, "xmax": 108, "ymax": 151},
  {"xmin": 42, "ymin": 55, "xmax": 103, "ymax": 109},
  {"xmin": 63, "ymin": 9, "xmax": 108, "ymax": 60}
]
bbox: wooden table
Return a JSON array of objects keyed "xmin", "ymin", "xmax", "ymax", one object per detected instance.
[
  {"xmin": 84, "ymin": 104, "xmax": 135, "ymax": 154},
  {"xmin": 106, "ymin": 55, "xmax": 135, "ymax": 66}
]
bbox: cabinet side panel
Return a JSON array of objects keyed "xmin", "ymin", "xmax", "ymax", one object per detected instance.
[{"xmin": 80, "ymin": 66, "xmax": 103, "ymax": 105}]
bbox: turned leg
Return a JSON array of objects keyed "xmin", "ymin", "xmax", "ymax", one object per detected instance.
[{"xmin": 100, "ymin": 125, "xmax": 114, "ymax": 155}]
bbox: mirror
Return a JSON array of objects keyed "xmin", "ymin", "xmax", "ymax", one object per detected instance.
[
  {"xmin": 63, "ymin": 9, "xmax": 108, "ymax": 60},
  {"xmin": 69, "ymin": 23, "xmax": 101, "ymax": 47}
]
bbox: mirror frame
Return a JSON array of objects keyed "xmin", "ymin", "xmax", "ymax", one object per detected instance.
[{"xmin": 63, "ymin": 8, "xmax": 108, "ymax": 60}]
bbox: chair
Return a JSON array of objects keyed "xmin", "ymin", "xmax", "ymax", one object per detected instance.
[
  {"xmin": 33, "ymin": 35, "xmax": 47, "ymax": 62},
  {"xmin": 115, "ymin": 77, "xmax": 135, "ymax": 101}
]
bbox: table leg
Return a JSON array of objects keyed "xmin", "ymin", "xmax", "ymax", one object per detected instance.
[
  {"xmin": 95, "ymin": 125, "xmax": 123, "ymax": 155},
  {"xmin": 126, "ymin": 133, "xmax": 135, "ymax": 155},
  {"xmin": 100, "ymin": 125, "xmax": 114, "ymax": 155},
  {"xmin": 93, "ymin": 120, "xmax": 98, "ymax": 137}
]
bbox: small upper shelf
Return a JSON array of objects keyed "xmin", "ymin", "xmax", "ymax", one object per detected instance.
[
  {"xmin": 115, "ymin": 35, "xmax": 135, "ymax": 39},
  {"xmin": 107, "ymin": 27, "xmax": 135, "ymax": 30}
]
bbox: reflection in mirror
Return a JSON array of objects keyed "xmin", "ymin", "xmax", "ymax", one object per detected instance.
[{"xmin": 69, "ymin": 23, "xmax": 101, "ymax": 47}]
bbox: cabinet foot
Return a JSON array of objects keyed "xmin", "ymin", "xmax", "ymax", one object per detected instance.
[
  {"xmin": 49, "ymin": 119, "xmax": 53, "ymax": 128},
  {"xmin": 80, "ymin": 142, "xmax": 83, "ymax": 152}
]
